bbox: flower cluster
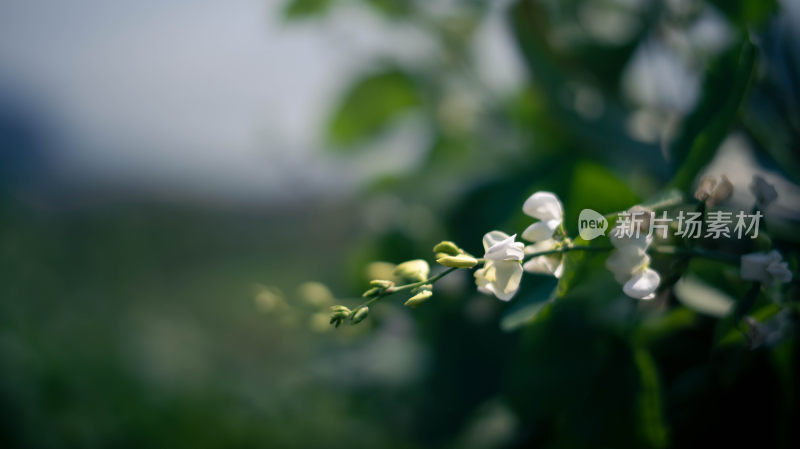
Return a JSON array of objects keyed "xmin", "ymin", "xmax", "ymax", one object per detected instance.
[{"xmin": 321, "ymin": 174, "xmax": 793, "ymax": 328}]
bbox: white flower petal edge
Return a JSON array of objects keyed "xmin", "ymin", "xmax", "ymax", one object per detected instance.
[
  {"xmin": 521, "ymin": 192, "xmax": 563, "ymax": 242},
  {"xmin": 522, "ymin": 192, "xmax": 563, "ymax": 221},
  {"xmin": 476, "ymin": 231, "xmax": 525, "ymax": 301},
  {"xmin": 523, "ymin": 239, "xmax": 564, "ymax": 278},
  {"xmin": 475, "ymin": 260, "xmax": 523, "ymax": 301},
  {"xmin": 522, "ymin": 219, "xmax": 561, "ymax": 242},
  {"xmin": 605, "ymin": 214, "xmax": 660, "ymax": 300},
  {"xmin": 484, "ymin": 233, "xmax": 525, "ymax": 261},
  {"xmin": 623, "ymin": 268, "xmax": 660, "ymax": 300}
]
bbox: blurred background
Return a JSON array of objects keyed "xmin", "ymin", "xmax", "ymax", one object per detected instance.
[{"xmin": 1, "ymin": 0, "xmax": 799, "ymax": 448}]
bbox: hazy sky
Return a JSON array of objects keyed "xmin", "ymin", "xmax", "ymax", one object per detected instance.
[{"xmin": 0, "ymin": 0, "xmax": 522, "ymax": 202}]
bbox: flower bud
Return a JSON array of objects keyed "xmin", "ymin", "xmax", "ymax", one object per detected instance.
[
  {"xmin": 694, "ymin": 175, "xmax": 716, "ymax": 201},
  {"xmin": 369, "ymin": 279, "xmax": 394, "ymax": 289},
  {"xmin": 437, "ymin": 254, "xmax": 478, "ymax": 268},
  {"xmin": 394, "ymin": 259, "xmax": 430, "ymax": 282},
  {"xmin": 329, "ymin": 305, "xmax": 351, "ymax": 328},
  {"xmin": 362, "ymin": 287, "xmax": 381, "ymax": 298},
  {"xmin": 350, "ymin": 307, "xmax": 369, "ymax": 324},
  {"xmin": 404, "ymin": 290, "xmax": 432, "ymax": 308},
  {"xmin": 707, "ymin": 175, "xmax": 733, "ymax": 207},
  {"xmin": 433, "ymin": 241, "xmax": 461, "ymax": 256}
]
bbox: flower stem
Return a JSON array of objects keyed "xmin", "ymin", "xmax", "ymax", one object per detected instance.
[{"xmin": 651, "ymin": 246, "xmax": 740, "ymax": 264}]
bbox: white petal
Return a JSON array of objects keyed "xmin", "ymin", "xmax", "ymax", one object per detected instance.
[
  {"xmin": 524, "ymin": 238, "xmax": 557, "ymax": 254},
  {"xmin": 623, "ymin": 268, "xmax": 660, "ymax": 300},
  {"xmin": 605, "ymin": 245, "xmax": 649, "ymax": 284},
  {"xmin": 523, "ymin": 254, "xmax": 564, "ymax": 278},
  {"xmin": 492, "ymin": 260, "xmax": 523, "ymax": 301},
  {"xmin": 521, "ymin": 219, "xmax": 561, "ymax": 242},
  {"xmin": 483, "ymin": 230, "xmax": 510, "ymax": 252},
  {"xmin": 522, "ymin": 192, "xmax": 563, "ymax": 221},
  {"xmin": 485, "ymin": 234, "xmax": 525, "ymax": 261}
]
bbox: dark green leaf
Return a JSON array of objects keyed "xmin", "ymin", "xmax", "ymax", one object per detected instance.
[
  {"xmin": 500, "ymin": 276, "xmax": 558, "ymax": 331},
  {"xmin": 669, "ymin": 37, "xmax": 758, "ymax": 191},
  {"xmin": 634, "ymin": 348, "xmax": 669, "ymax": 449}
]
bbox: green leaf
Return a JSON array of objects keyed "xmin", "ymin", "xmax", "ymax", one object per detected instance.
[
  {"xmin": 327, "ymin": 69, "xmax": 421, "ymax": 148},
  {"xmin": 673, "ymin": 274, "xmax": 735, "ymax": 318},
  {"xmin": 669, "ymin": 37, "xmax": 757, "ymax": 191},
  {"xmin": 634, "ymin": 348, "xmax": 669, "ymax": 449},
  {"xmin": 283, "ymin": 0, "xmax": 333, "ymax": 20},
  {"xmin": 567, "ymin": 162, "xmax": 639, "ymax": 230},
  {"xmin": 500, "ymin": 277, "xmax": 558, "ymax": 332},
  {"xmin": 707, "ymin": 0, "xmax": 778, "ymax": 28}
]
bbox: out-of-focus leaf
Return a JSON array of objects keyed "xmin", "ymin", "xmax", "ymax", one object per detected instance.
[
  {"xmin": 633, "ymin": 348, "xmax": 669, "ymax": 449},
  {"xmin": 673, "ymin": 275, "xmax": 734, "ymax": 318},
  {"xmin": 327, "ymin": 69, "xmax": 421, "ymax": 148},
  {"xmin": 669, "ymin": 37, "xmax": 757, "ymax": 191},
  {"xmin": 707, "ymin": 0, "xmax": 778, "ymax": 28},
  {"xmin": 362, "ymin": 0, "xmax": 411, "ymax": 17},
  {"xmin": 500, "ymin": 277, "xmax": 558, "ymax": 332},
  {"xmin": 556, "ymin": 236, "xmax": 591, "ymax": 298},
  {"xmin": 634, "ymin": 307, "xmax": 697, "ymax": 346},
  {"xmin": 283, "ymin": 0, "xmax": 333, "ymax": 20},
  {"xmin": 568, "ymin": 161, "xmax": 639, "ymax": 229}
]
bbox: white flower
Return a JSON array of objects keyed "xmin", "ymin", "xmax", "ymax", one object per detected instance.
[
  {"xmin": 522, "ymin": 192, "xmax": 564, "ymax": 242},
  {"xmin": 605, "ymin": 244, "xmax": 649, "ymax": 283},
  {"xmin": 740, "ymin": 250, "xmax": 792, "ymax": 286},
  {"xmin": 523, "ymin": 238, "xmax": 564, "ymax": 278},
  {"xmin": 606, "ymin": 219, "xmax": 660, "ymax": 300},
  {"xmin": 520, "ymin": 192, "xmax": 565, "ymax": 278},
  {"xmin": 750, "ymin": 175, "xmax": 778, "ymax": 209},
  {"xmin": 475, "ymin": 231, "xmax": 524, "ymax": 301},
  {"xmin": 623, "ymin": 268, "xmax": 661, "ymax": 300}
]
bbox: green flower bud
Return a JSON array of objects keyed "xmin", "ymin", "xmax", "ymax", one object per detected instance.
[
  {"xmin": 351, "ymin": 307, "xmax": 369, "ymax": 324},
  {"xmin": 394, "ymin": 259, "xmax": 430, "ymax": 283},
  {"xmin": 436, "ymin": 254, "xmax": 478, "ymax": 268},
  {"xmin": 404, "ymin": 290, "xmax": 433, "ymax": 308},
  {"xmin": 369, "ymin": 279, "xmax": 394, "ymax": 289},
  {"xmin": 362, "ymin": 287, "xmax": 382, "ymax": 298},
  {"xmin": 433, "ymin": 241, "xmax": 461, "ymax": 256},
  {"xmin": 329, "ymin": 305, "xmax": 351, "ymax": 328}
]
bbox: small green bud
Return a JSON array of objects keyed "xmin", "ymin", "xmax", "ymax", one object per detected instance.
[
  {"xmin": 436, "ymin": 254, "xmax": 478, "ymax": 268},
  {"xmin": 433, "ymin": 241, "xmax": 461, "ymax": 256},
  {"xmin": 362, "ymin": 287, "xmax": 382, "ymax": 298},
  {"xmin": 404, "ymin": 290, "xmax": 433, "ymax": 308},
  {"xmin": 394, "ymin": 259, "xmax": 430, "ymax": 283},
  {"xmin": 369, "ymin": 279, "xmax": 394, "ymax": 289},
  {"xmin": 329, "ymin": 305, "xmax": 351, "ymax": 328},
  {"xmin": 351, "ymin": 306, "xmax": 369, "ymax": 324}
]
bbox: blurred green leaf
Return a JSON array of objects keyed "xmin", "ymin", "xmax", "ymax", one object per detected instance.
[
  {"xmin": 669, "ymin": 37, "xmax": 757, "ymax": 191},
  {"xmin": 283, "ymin": 0, "xmax": 333, "ymax": 20},
  {"xmin": 327, "ymin": 69, "xmax": 422, "ymax": 148},
  {"xmin": 567, "ymin": 161, "xmax": 639, "ymax": 228},
  {"xmin": 634, "ymin": 348, "xmax": 669, "ymax": 449},
  {"xmin": 500, "ymin": 277, "xmax": 558, "ymax": 331},
  {"xmin": 707, "ymin": 0, "xmax": 778, "ymax": 28},
  {"xmin": 362, "ymin": 0, "xmax": 411, "ymax": 17}
]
